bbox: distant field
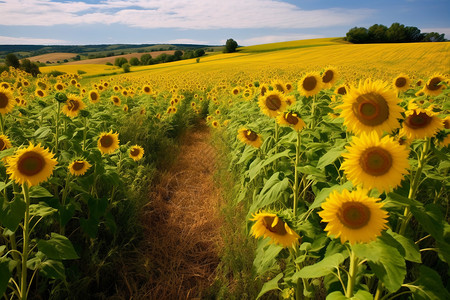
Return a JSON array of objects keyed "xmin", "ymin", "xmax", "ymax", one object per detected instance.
[
  {"xmin": 28, "ymin": 52, "xmax": 78, "ymax": 63},
  {"xmin": 65, "ymin": 50, "xmax": 176, "ymax": 65}
]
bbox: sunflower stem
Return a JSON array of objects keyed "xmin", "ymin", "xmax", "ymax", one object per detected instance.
[
  {"xmin": 311, "ymin": 95, "xmax": 316, "ymax": 129},
  {"xmin": 346, "ymin": 248, "xmax": 359, "ymax": 298},
  {"xmin": 82, "ymin": 117, "xmax": 88, "ymax": 152},
  {"xmin": 0, "ymin": 114, "xmax": 4, "ymax": 134},
  {"xmin": 274, "ymin": 120, "xmax": 279, "ymax": 169},
  {"xmin": 293, "ymin": 131, "xmax": 301, "ymax": 216},
  {"xmin": 59, "ymin": 174, "xmax": 71, "ymax": 235},
  {"xmin": 20, "ymin": 183, "xmax": 31, "ymax": 300},
  {"xmin": 54, "ymin": 102, "xmax": 61, "ymax": 156},
  {"xmin": 374, "ymin": 280, "xmax": 384, "ymax": 300}
]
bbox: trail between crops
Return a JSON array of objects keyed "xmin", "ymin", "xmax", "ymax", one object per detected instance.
[{"xmin": 139, "ymin": 122, "xmax": 223, "ymax": 299}]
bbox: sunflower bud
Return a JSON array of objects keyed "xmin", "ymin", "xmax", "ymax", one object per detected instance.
[
  {"xmin": 18, "ymin": 108, "xmax": 28, "ymax": 115},
  {"xmin": 119, "ymin": 145, "xmax": 128, "ymax": 153},
  {"xmin": 79, "ymin": 110, "xmax": 90, "ymax": 118},
  {"xmin": 37, "ymin": 100, "xmax": 47, "ymax": 107},
  {"xmin": 54, "ymin": 92, "xmax": 68, "ymax": 103}
]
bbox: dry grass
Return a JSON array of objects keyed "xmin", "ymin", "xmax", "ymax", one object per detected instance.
[
  {"xmin": 28, "ymin": 52, "xmax": 78, "ymax": 63},
  {"xmin": 123, "ymin": 123, "xmax": 223, "ymax": 299}
]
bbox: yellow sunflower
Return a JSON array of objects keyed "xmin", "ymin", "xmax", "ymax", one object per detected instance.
[
  {"xmin": 6, "ymin": 143, "xmax": 57, "ymax": 186},
  {"xmin": 392, "ymin": 74, "xmax": 410, "ymax": 92},
  {"xmin": 129, "ymin": 145, "xmax": 144, "ymax": 161},
  {"xmin": 211, "ymin": 120, "xmax": 220, "ymax": 128},
  {"xmin": 88, "ymin": 90, "xmax": 100, "ymax": 103},
  {"xmin": 123, "ymin": 104, "xmax": 129, "ymax": 112},
  {"xmin": 321, "ymin": 67, "xmax": 338, "ymax": 89},
  {"xmin": 231, "ymin": 87, "xmax": 240, "ymax": 96},
  {"xmin": 142, "ymin": 85, "xmax": 152, "ymax": 94},
  {"xmin": 336, "ymin": 79, "xmax": 404, "ymax": 136},
  {"xmin": 0, "ymin": 87, "xmax": 15, "ymax": 114},
  {"xmin": 318, "ymin": 188, "xmax": 388, "ymax": 245},
  {"xmin": 250, "ymin": 211, "xmax": 300, "ymax": 248},
  {"xmin": 258, "ymin": 90, "xmax": 287, "ymax": 118},
  {"xmin": 272, "ymin": 80, "xmax": 287, "ymax": 93},
  {"xmin": 341, "ymin": 132, "xmax": 410, "ymax": 193},
  {"xmin": 62, "ymin": 94, "xmax": 86, "ymax": 118},
  {"xmin": 0, "ymin": 134, "xmax": 12, "ymax": 151},
  {"xmin": 285, "ymin": 95, "xmax": 296, "ymax": 106},
  {"xmin": 68, "ymin": 159, "xmax": 91, "ymax": 176},
  {"xmin": 35, "ymin": 89, "xmax": 46, "ymax": 98},
  {"xmin": 298, "ymin": 73, "xmax": 322, "ymax": 97},
  {"xmin": 440, "ymin": 134, "xmax": 450, "ymax": 147},
  {"xmin": 276, "ymin": 112, "xmax": 306, "ymax": 131},
  {"xmin": 111, "ymin": 95, "xmax": 121, "ymax": 106},
  {"xmin": 399, "ymin": 108, "xmax": 444, "ymax": 140},
  {"xmin": 237, "ymin": 128, "xmax": 263, "ymax": 148},
  {"xmin": 259, "ymin": 84, "xmax": 269, "ymax": 97},
  {"xmin": 97, "ymin": 131, "xmax": 120, "ymax": 154},
  {"xmin": 54, "ymin": 82, "xmax": 65, "ymax": 91},
  {"xmin": 422, "ymin": 73, "xmax": 446, "ymax": 96}
]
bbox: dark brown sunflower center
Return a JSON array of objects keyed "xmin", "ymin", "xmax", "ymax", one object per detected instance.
[
  {"xmin": 395, "ymin": 77, "xmax": 407, "ymax": 88},
  {"xmin": 144, "ymin": 87, "xmax": 150, "ymax": 93},
  {"xmin": 130, "ymin": 148, "xmax": 140, "ymax": 156},
  {"xmin": 360, "ymin": 147, "xmax": 393, "ymax": 176},
  {"xmin": 56, "ymin": 84, "xmax": 64, "ymax": 90},
  {"xmin": 37, "ymin": 90, "xmax": 44, "ymax": 97},
  {"xmin": 18, "ymin": 152, "xmax": 46, "ymax": 176},
  {"xmin": 67, "ymin": 99, "xmax": 79, "ymax": 111},
  {"xmin": 0, "ymin": 92, "xmax": 9, "ymax": 108},
  {"xmin": 352, "ymin": 93, "xmax": 389, "ymax": 126},
  {"xmin": 275, "ymin": 83, "xmax": 285, "ymax": 93},
  {"xmin": 72, "ymin": 161, "xmax": 85, "ymax": 171},
  {"xmin": 262, "ymin": 216, "xmax": 287, "ymax": 235},
  {"xmin": 0, "ymin": 139, "xmax": 5, "ymax": 150},
  {"xmin": 286, "ymin": 83, "xmax": 292, "ymax": 90},
  {"xmin": 338, "ymin": 202, "xmax": 371, "ymax": 229},
  {"xmin": 261, "ymin": 86, "xmax": 267, "ymax": 96},
  {"xmin": 90, "ymin": 93, "xmax": 98, "ymax": 101},
  {"xmin": 404, "ymin": 111, "xmax": 432, "ymax": 129},
  {"xmin": 113, "ymin": 97, "xmax": 119, "ymax": 103},
  {"xmin": 303, "ymin": 76, "xmax": 317, "ymax": 91},
  {"xmin": 337, "ymin": 87, "xmax": 347, "ymax": 95},
  {"xmin": 100, "ymin": 135, "xmax": 114, "ymax": 148},
  {"xmin": 285, "ymin": 113, "xmax": 299, "ymax": 125},
  {"xmin": 444, "ymin": 119, "xmax": 450, "ymax": 129},
  {"xmin": 322, "ymin": 70, "xmax": 334, "ymax": 83},
  {"xmin": 265, "ymin": 95, "xmax": 282, "ymax": 111},
  {"xmin": 245, "ymin": 130, "xmax": 258, "ymax": 141},
  {"xmin": 426, "ymin": 77, "xmax": 441, "ymax": 91}
]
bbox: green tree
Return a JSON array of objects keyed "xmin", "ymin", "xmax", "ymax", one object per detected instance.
[
  {"xmin": 194, "ymin": 49, "xmax": 205, "ymax": 57},
  {"xmin": 20, "ymin": 59, "xmax": 41, "ymax": 77},
  {"xmin": 114, "ymin": 57, "xmax": 128, "ymax": 67},
  {"xmin": 174, "ymin": 50, "xmax": 183, "ymax": 59},
  {"xmin": 129, "ymin": 57, "xmax": 140, "ymax": 66},
  {"xmin": 368, "ymin": 24, "xmax": 387, "ymax": 43},
  {"xmin": 122, "ymin": 63, "xmax": 131, "ymax": 73},
  {"xmin": 5, "ymin": 53, "xmax": 20, "ymax": 69},
  {"xmin": 140, "ymin": 53, "xmax": 152, "ymax": 65},
  {"xmin": 345, "ymin": 27, "xmax": 369, "ymax": 43},
  {"xmin": 223, "ymin": 38, "xmax": 238, "ymax": 53},
  {"xmin": 422, "ymin": 32, "xmax": 446, "ymax": 42},
  {"xmin": 386, "ymin": 23, "xmax": 407, "ymax": 42}
]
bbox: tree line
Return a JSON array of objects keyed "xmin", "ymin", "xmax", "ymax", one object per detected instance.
[
  {"xmin": 0, "ymin": 53, "xmax": 41, "ymax": 76},
  {"xmin": 345, "ymin": 23, "xmax": 447, "ymax": 44}
]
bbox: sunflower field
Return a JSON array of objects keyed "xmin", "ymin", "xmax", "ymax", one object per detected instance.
[{"xmin": 0, "ymin": 38, "xmax": 449, "ymax": 299}]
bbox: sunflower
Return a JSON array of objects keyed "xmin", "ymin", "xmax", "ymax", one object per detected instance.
[
  {"xmin": 259, "ymin": 84, "xmax": 269, "ymax": 97},
  {"xmin": 441, "ymin": 134, "xmax": 450, "ymax": 147},
  {"xmin": 211, "ymin": 120, "xmax": 220, "ymax": 128},
  {"xmin": 250, "ymin": 211, "xmax": 300, "ymax": 248},
  {"xmin": 285, "ymin": 95, "xmax": 296, "ymax": 106},
  {"xmin": 68, "ymin": 159, "xmax": 91, "ymax": 176},
  {"xmin": 111, "ymin": 95, "xmax": 121, "ymax": 106},
  {"xmin": 336, "ymin": 79, "xmax": 404, "ymax": 136},
  {"xmin": 123, "ymin": 104, "xmax": 129, "ymax": 112},
  {"xmin": 237, "ymin": 128, "xmax": 263, "ymax": 148},
  {"xmin": 35, "ymin": 89, "xmax": 46, "ymax": 98},
  {"xmin": 321, "ymin": 67, "xmax": 338, "ymax": 89},
  {"xmin": 272, "ymin": 80, "xmax": 287, "ymax": 93},
  {"xmin": 142, "ymin": 85, "xmax": 152, "ymax": 94},
  {"xmin": 392, "ymin": 74, "xmax": 410, "ymax": 92},
  {"xmin": 276, "ymin": 112, "xmax": 306, "ymax": 131},
  {"xmin": 6, "ymin": 143, "xmax": 57, "ymax": 186},
  {"xmin": 62, "ymin": 94, "xmax": 86, "ymax": 118},
  {"xmin": 231, "ymin": 87, "xmax": 240, "ymax": 96},
  {"xmin": 298, "ymin": 73, "xmax": 322, "ymax": 97},
  {"xmin": 54, "ymin": 82, "xmax": 65, "ymax": 91},
  {"xmin": 399, "ymin": 108, "xmax": 444, "ymax": 140},
  {"xmin": 129, "ymin": 145, "xmax": 144, "ymax": 161},
  {"xmin": 0, "ymin": 134, "xmax": 12, "ymax": 151},
  {"xmin": 318, "ymin": 188, "xmax": 388, "ymax": 245},
  {"xmin": 97, "ymin": 131, "xmax": 120, "ymax": 154},
  {"xmin": 422, "ymin": 73, "xmax": 446, "ymax": 96},
  {"xmin": 341, "ymin": 132, "xmax": 410, "ymax": 193},
  {"xmin": 0, "ymin": 87, "xmax": 15, "ymax": 114},
  {"xmin": 88, "ymin": 90, "xmax": 100, "ymax": 103},
  {"xmin": 258, "ymin": 90, "xmax": 287, "ymax": 118}
]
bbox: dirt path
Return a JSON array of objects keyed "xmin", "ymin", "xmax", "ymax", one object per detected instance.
[{"xmin": 136, "ymin": 123, "xmax": 223, "ymax": 299}]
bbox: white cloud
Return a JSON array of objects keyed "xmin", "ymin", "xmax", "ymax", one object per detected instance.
[
  {"xmin": 0, "ymin": 0, "xmax": 373, "ymax": 29},
  {"xmin": 0, "ymin": 35, "xmax": 68, "ymax": 44},
  {"xmin": 162, "ymin": 38, "xmax": 210, "ymax": 44},
  {"xmin": 237, "ymin": 34, "xmax": 325, "ymax": 46}
]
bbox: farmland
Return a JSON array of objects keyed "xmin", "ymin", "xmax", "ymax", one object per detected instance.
[{"xmin": 0, "ymin": 37, "xmax": 449, "ymax": 299}]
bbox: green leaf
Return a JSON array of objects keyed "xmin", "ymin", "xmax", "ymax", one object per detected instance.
[
  {"xmin": 381, "ymin": 230, "xmax": 421, "ymax": 263},
  {"xmin": 410, "ymin": 204, "xmax": 444, "ymax": 240},
  {"xmin": 0, "ymin": 148, "xmax": 15, "ymax": 160},
  {"xmin": 310, "ymin": 181, "xmax": 353, "ymax": 210},
  {"xmin": 0, "ymin": 260, "xmax": 11, "ymax": 295},
  {"xmin": 410, "ymin": 265, "xmax": 450, "ymax": 300},
  {"xmin": 298, "ymin": 166, "xmax": 326, "ymax": 182},
  {"xmin": 385, "ymin": 192, "xmax": 422, "ymax": 208},
  {"xmin": 37, "ymin": 233, "xmax": 79, "ymax": 260},
  {"xmin": 80, "ymin": 217, "xmax": 99, "ymax": 238},
  {"xmin": 29, "ymin": 186, "xmax": 54, "ymax": 198},
  {"xmin": 237, "ymin": 146, "xmax": 257, "ymax": 164},
  {"xmin": 40, "ymin": 260, "xmax": 66, "ymax": 280},
  {"xmin": 0, "ymin": 181, "xmax": 13, "ymax": 192},
  {"xmin": 327, "ymin": 290, "xmax": 373, "ymax": 300},
  {"xmin": 33, "ymin": 126, "xmax": 52, "ymax": 139},
  {"xmin": 0, "ymin": 196, "xmax": 26, "ymax": 231},
  {"xmin": 248, "ymin": 173, "xmax": 290, "ymax": 214},
  {"xmin": 317, "ymin": 149, "xmax": 344, "ymax": 169},
  {"xmin": 29, "ymin": 202, "xmax": 57, "ymax": 217},
  {"xmin": 293, "ymin": 253, "xmax": 348, "ymax": 279},
  {"xmin": 88, "ymin": 197, "xmax": 108, "ymax": 220},
  {"xmin": 353, "ymin": 239, "xmax": 406, "ymax": 292},
  {"xmin": 256, "ymin": 273, "xmax": 283, "ymax": 300},
  {"xmin": 253, "ymin": 239, "xmax": 283, "ymax": 275},
  {"xmin": 59, "ymin": 202, "xmax": 75, "ymax": 227}
]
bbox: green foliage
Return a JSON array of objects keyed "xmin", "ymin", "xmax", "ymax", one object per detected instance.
[
  {"xmin": 114, "ymin": 57, "xmax": 128, "ymax": 67},
  {"xmin": 129, "ymin": 57, "xmax": 140, "ymax": 66},
  {"xmin": 224, "ymin": 38, "xmax": 238, "ymax": 53},
  {"xmin": 122, "ymin": 63, "xmax": 131, "ymax": 73},
  {"xmin": 5, "ymin": 53, "xmax": 20, "ymax": 68}
]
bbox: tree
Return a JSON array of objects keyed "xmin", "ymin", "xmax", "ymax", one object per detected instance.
[
  {"xmin": 405, "ymin": 26, "xmax": 422, "ymax": 42},
  {"xmin": 386, "ymin": 23, "xmax": 407, "ymax": 42},
  {"xmin": 140, "ymin": 53, "xmax": 152, "ymax": 65},
  {"xmin": 5, "ymin": 53, "xmax": 20, "ymax": 69},
  {"xmin": 174, "ymin": 50, "xmax": 183, "ymax": 59},
  {"xmin": 422, "ymin": 32, "xmax": 446, "ymax": 42},
  {"xmin": 345, "ymin": 27, "xmax": 369, "ymax": 43},
  {"xmin": 368, "ymin": 24, "xmax": 387, "ymax": 43},
  {"xmin": 114, "ymin": 57, "xmax": 128, "ymax": 67},
  {"xmin": 20, "ymin": 59, "xmax": 41, "ymax": 77},
  {"xmin": 223, "ymin": 38, "xmax": 238, "ymax": 53},
  {"xmin": 129, "ymin": 57, "xmax": 140, "ymax": 66},
  {"xmin": 122, "ymin": 63, "xmax": 130, "ymax": 73},
  {"xmin": 194, "ymin": 49, "xmax": 205, "ymax": 57}
]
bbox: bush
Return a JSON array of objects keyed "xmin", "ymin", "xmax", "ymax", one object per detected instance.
[
  {"xmin": 223, "ymin": 38, "xmax": 238, "ymax": 53},
  {"xmin": 129, "ymin": 57, "xmax": 140, "ymax": 66},
  {"xmin": 122, "ymin": 63, "xmax": 131, "ymax": 73},
  {"xmin": 114, "ymin": 57, "xmax": 128, "ymax": 67},
  {"xmin": 77, "ymin": 70, "xmax": 87, "ymax": 75},
  {"xmin": 48, "ymin": 70, "xmax": 66, "ymax": 77}
]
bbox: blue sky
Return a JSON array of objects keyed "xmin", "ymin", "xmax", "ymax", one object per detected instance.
[{"xmin": 0, "ymin": 0, "xmax": 449, "ymax": 45}]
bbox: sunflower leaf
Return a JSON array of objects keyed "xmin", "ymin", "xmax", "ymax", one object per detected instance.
[
  {"xmin": 292, "ymin": 253, "xmax": 348, "ymax": 279},
  {"xmin": 254, "ymin": 238, "xmax": 283, "ymax": 275},
  {"xmin": 29, "ymin": 186, "xmax": 54, "ymax": 198},
  {"xmin": 309, "ymin": 181, "xmax": 353, "ymax": 210},
  {"xmin": 409, "ymin": 265, "xmax": 450, "ymax": 300},
  {"xmin": 37, "ymin": 233, "xmax": 79, "ymax": 260},
  {"xmin": 317, "ymin": 149, "xmax": 344, "ymax": 169},
  {"xmin": 256, "ymin": 273, "xmax": 283, "ymax": 300},
  {"xmin": 0, "ymin": 196, "xmax": 26, "ymax": 232},
  {"xmin": 0, "ymin": 259, "xmax": 12, "ymax": 295}
]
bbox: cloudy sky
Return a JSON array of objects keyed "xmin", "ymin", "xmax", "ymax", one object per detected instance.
[{"xmin": 0, "ymin": 0, "xmax": 449, "ymax": 45}]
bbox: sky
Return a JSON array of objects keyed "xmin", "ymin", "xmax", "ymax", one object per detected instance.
[{"xmin": 0, "ymin": 0, "xmax": 449, "ymax": 46}]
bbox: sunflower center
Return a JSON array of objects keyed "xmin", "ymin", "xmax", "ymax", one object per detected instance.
[
  {"xmin": 0, "ymin": 92, "xmax": 9, "ymax": 108},
  {"xmin": 261, "ymin": 86, "xmax": 267, "ymax": 96},
  {"xmin": 275, "ymin": 83, "xmax": 284, "ymax": 93},
  {"xmin": 37, "ymin": 90, "xmax": 44, "ymax": 97},
  {"xmin": 303, "ymin": 76, "xmax": 317, "ymax": 91},
  {"xmin": 360, "ymin": 147, "xmax": 393, "ymax": 176},
  {"xmin": 322, "ymin": 70, "xmax": 334, "ymax": 83},
  {"xmin": 17, "ymin": 152, "xmax": 46, "ymax": 176},
  {"xmin": 337, "ymin": 87, "xmax": 347, "ymax": 95},
  {"xmin": 245, "ymin": 130, "xmax": 258, "ymax": 141},
  {"xmin": 395, "ymin": 77, "xmax": 407, "ymax": 88},
  {"xmin": 285, "ymin": 113, "xmax": 299, "ymax": 125},
  {"xmin": 404, "ymin": 111, "xmax": 432, "ymax": 129},
  {"xmin": 130, "ymin": 148, "xmax": 140, "ymax": 156},
  {"xmin": 113, "ymin": 97, "xmax": 119, "ymax": 103},
  {"xmin": 286, "ymin": 83, "xmax": 292, "ymax": 90},
  {"xmin": 262, "ymin": 216, "xmax": 287, "ymax": 235},
  {"xmin": 90, "ymin": 92, "xmax": 98, "ymax": 101},
  {"xmin": 67, "ymin": 99, "xmax": 79, "ymax": 111},
  {"xmin": 353, "ymin": 93, "xmax": 389, "ymax": 126},
  {"xmin": 426, "ymin": 77, "xmax": 441, "ymax": 91},
  {"xmin": 338, "ymin": 202, "xmax": 371, "ymax": 229},
  {"xmin": 72, "ymin": 161, "xmax": 85, "ymax": 171},
  {"xmin": 144, "ymin": 87, "xmax": 150, "ymax": 93},
  {"xmin": 265, "ymin": 95, "xmax": 281, "ymax": 111},
  {"xmin": 100, "ymin": 135, "xmax": 114, "ymax": 148},
  {"xmin": 0, "ymin": 139, "xmax": 5, "ymax": 150},
  {"xmin": 233, "ymin": 89, "xmax": 239, "ymax": 95},
  {"xmin": 444, "ymin": 119, "xmax": 450, "ymax": 129}
]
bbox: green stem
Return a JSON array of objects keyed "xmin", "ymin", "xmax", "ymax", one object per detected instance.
[
  {"xmin": 20, "ymin": 183, "xmax": 31, "ymax": 300},
  {"xmin": 374, "ymin": 281, "xmax": 383, "ymax": 300},
  {"xmin": 310, "ymin": 95, "xmax": 317, "ymax": 129},
  {"xmin": 274, "ymin": 120, "xmax": 279, "ymax": 169},
  {"xmin": 293, "ymin": 131, "xmax": 301, "ymax": 216},
  {"xmin": 346, "ymin": 249, "xmax": 359, "ymax": 298},
  {"xmin": 82, "ymin": 117, "xmax": 88, "ymax": 152},
  {"xmin": 54, "ymin": 102, "xmax": 61, "ymax": 156},
  {"xmin": 0, "ymin": 114, "xmax": 4, "ymax": 134},
  {"xmin": 60, "ymin": 175, "xmax": 71, "ymax": 235}
]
